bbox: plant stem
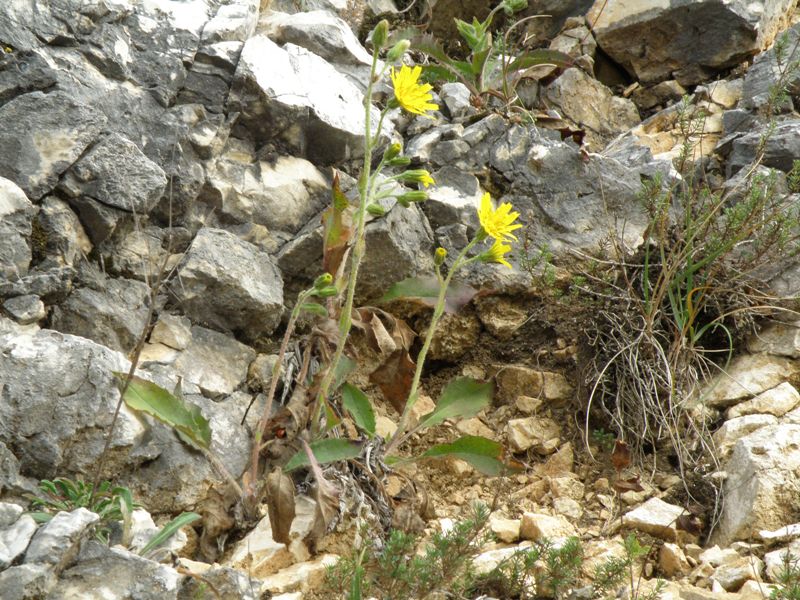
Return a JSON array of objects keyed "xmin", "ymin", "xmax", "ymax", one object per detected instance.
[
  {"xmin": 387, "ymin": 238, "xmax": 478, "ymax": 453},
  {"xmin": 314, "ymin": 48, "xmax": 382, "ymax": 427}
]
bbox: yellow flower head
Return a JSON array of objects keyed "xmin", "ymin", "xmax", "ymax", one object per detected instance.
[
  {"xmin": 419, "ymin": 171, "xmax": 435, "ymax": 188},
  {"xmin": 480, "ymin": 240, "xmax": 513, "ymax": 269},
  {"xmin": 477, "ymin": 193, "xmax": 522, "ymax": 242},
  {"xmin": 390, "ymin": 65, "xmax": 438, "ymax": 117}
]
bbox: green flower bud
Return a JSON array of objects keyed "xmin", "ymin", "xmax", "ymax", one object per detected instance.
[
  {"xmin": 367, "ymin": 203, "xmax": 386, "ymax": 217},
  {"xmin": 314, "ymin": 273, "xmax": 333, "ymax": 289},
  {"xmin": 397, "ymin": 197, "xmax": 411, "ymax": 208},
  {"xmin": 434, "ymin": 247, "xmax": 447, "ymax": 266},
  {"xmin": 502, "ymin": 0, "xmax": 527, "ymax": 15},
  {"xmin": 371, "ymin": 20, "xmax": 389, "ymax": 49},
  {"xmin": 316, "ymin": 286, "xmax": 339, "ymax": 298},
  {"xmin": 387, "ymin": 156, "xmax": 411, "ymax": 167},
  {"xmin": 396, "ymin": 190, "xmax": 428, "ymax": 204},
  {"xmin": 385, "ymin": 39, "xmax": 410, "ymax": 62},
  {"xmin": 397, "ymin": 169, "xmax": 435, "ymax": 188},
  {"xmin": 383, "ymin": 142, "xmax": 402, "ymax": 161}
]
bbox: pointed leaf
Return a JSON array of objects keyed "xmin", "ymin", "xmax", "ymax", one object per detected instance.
[
  {"xmin": 333, "ymin": 355, "xmax": 356, "ymax": 391},
  {"xmin": 322, "ymin": 172, "xmax": 353, "ymax": 276},
  {"xmin": 139, "ymin": 512, "xmax": 201, "ymax": 557},
  {"xmin": 114, "ymin": 374, "xmax": 211, "ymax": 450},
  {"xmin": 265, "ymin": 468, "xmax": 296, "ymax": 544},
  {"xmin": 507, "ymin": 49, "xmax": 574, "ymax": 73},
  {"xmin": 342, "ymin": 383, "xmax": 376, "ymax": 437},
  {"xmin": 422, "ymin": 436, "xmax": 521, "ymax": 476},
  {"xmin": 381, "ymin": 276, "xmax": 478, "ymax": 313},
  {"xmin": 284, "ymin": 438, "xmax": 362, "ymax": 472},
  {"xmin": 301, "ymin": 302, "xmax": 328, "ymax": 317},
  {"xmin": 369, "ymin": 349, "xmax": 416, "ymax": 414},
  {"xmin": 419, "ymin": 377, "xmax": 492, "ymax": 429}
]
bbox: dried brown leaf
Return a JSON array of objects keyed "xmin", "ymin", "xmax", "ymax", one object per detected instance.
[
  {"xmin": 369, "ymin": 349, "xmax": 416, "ymax": 414},
  {"xmin": 611, "ymin": 439, "xmax": 631, "ymax": 473},
  {"xmin": 265, "ymin": 468, "xmax": 296, "ymax": 544},
  {"xmin": 299, "ymin": 439, "xmax": 341, "ymax": 550}
]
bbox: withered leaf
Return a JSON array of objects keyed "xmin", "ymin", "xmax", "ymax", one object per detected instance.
[
  {"xmin": 611, "ymin": 439, "xmax": 631, "ymax": 473},
  {"xmin": 299, "ymin": 439, "xmax": 341, "ymax": 550},
  {"xmin": 322, "ymin": 172, "xmax": 353, "ymax": 277},
  {"xmin": 676, "ymin": 514, "xmax": 703, "ymax": 535},
  {"xmin": 369, "ymin": 349, "xmax": 416, "ymax": 414},
  {"xmin": 612, "ymin": 475, "xmax": 644, "ymax": 493},
  {"xmin": 198, "ymin": 489, "xmax": 235, "ymax": 562},
  {"xmin": 265, "ymin": 468, "xmax": 296, "ymax": 545}
]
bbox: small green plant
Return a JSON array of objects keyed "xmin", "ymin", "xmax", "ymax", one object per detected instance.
[
  {"xmin": 771, "ymin": 551, "xmax": 800, "ymax": 599},
  {"xmin": 397, "ymin": 0, "xmax": 572, "ymax": 107},
  {"xmin": 29, "ymin": 478, "xmax": 137, "ymax": 543},
  {"xmin": 592, "ymin": 534, "xmax": 664, "ymax": 600},
  {"xmin": 325, "ymin": 503, "xmax": 491, "ymax": 599},
  {"xmin": 591, "ymin": 429, "xmax": 616, "ymax": 453}
]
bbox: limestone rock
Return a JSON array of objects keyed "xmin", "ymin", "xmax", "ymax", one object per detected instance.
[
  {"xmin": 0, "ymin": 177, "xmax": 35, "ymax": 281},
  {"xmin": 0, "ymin": 91, "xmax": 105, "ymax": 199},
  {"xmin": 228, "ymin": 35, "xmax": 384, "ymax": 164},
  {"xmin": 587, "ymin": 0, "xmax": 797, "ymax": 85},
  {"xmin": 50, "ymin": 540, "xmax": 183, "ymax": 599},
  {"xmin": 545, "ymin": 67, "xmax": 640, "ymax": 151},
  {"xmin": 2, "ymin": 295, "xmax": 45, "ymax": 326},
  {"xmin": 507, "ymin": 417, "xmax": 561, "ymax": 454},
  {"xmin": 490, "ymin": 517, "xmax": 521, "ymax": 543},
  {"xmin": 740, "ymin": 23, "xmax": 800, "ymax": 112},
  {"xmin": 423, "ymin": 166, "xmax": 483, "ymax": 231},
  {"xmin": 749, "ymin": 320, "xmax": 800, "ymax": 357},
  {"xmin": 715, "ymin": 424, "xmax": 800, "ymax": 546},
  {"xmin": 728, "ymin": 121, "xmax": 800, "ymax": 176},
  {"xmin": 659, "ymin": 542, "xmax": 690, "ymax": 577},
  {"xmin": 439, "ymin": 83, "xmax": 473, "ymax": 120},
  {"xmin": 150, "ymin": 315, "xmax": 193, "ymax": 351},
  {"xmin": 726, "ymin": 382, "xmax": 800, "ymax": 419},
  {"xmin": 202, "ymin": 0, "xmax": 259, "ymax": 43},
  {"xmin": 702, "ymin": 353, "xmax": 799, "ymax": 408},
  {"xmin": 622, "ymin": 497, "xmax": 686, "ymax": 541},
  {"xmin": 33, "ymin": 196, "xmax": 92, "ymax": 270},
  {"xmin": 0, "ymin": 563, "xmax": 55, "ymax": 600},
  {"xmin": 496, "ymin": 365, "xmax": 574, "ymax": 403},
  {"xmin": 25, "ymin": 508, "xmax": 99, "ymax": 571},
  {"xmin": 519, "ymin": 513, "xmax": 578, "ymax": 541},
  {"xmin": 169, "ymin": 228, "xmax": 284, "ymax": 337},
  {"xmin": 0, "ymin": 513, "xmax": 36, "ymax": 569},
  {"xmin": 712, "ymin": 414, "xmax": 778, "ymax": 457},
  {"xmin": 258, "ymin": 554, "xmax": 338, "ymax": 595}
]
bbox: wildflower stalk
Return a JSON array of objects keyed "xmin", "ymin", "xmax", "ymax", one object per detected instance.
[
  {"xmin": 314, "ymin": 46, "xmax": 384, "ymax": 428},
  {"xmin": 387, "ymin": 238, "xmax": 479, "ymax": 453}
]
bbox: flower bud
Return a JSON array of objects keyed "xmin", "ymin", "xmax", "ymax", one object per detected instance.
[
  {"xmin": 316, "ymin": 286, "xmax": 339, "ymax": 298},
  {"xmin": 367, "ymin": 203, "xmax": 386, "ymax": 217},
  {"xmin": 397, "ymin": 169, "xmax": 435, "ymax": 188},
  {"xmin": 371, "ymin": 20, "xmax": 389, "ymax": 49},
  {"xmin": 383, "ymin": 142, "xmax": 402, "ymax": 161},
  {"xmin": 396, "ymin": 190, "xmax": 428, "ymax": 204},
  {"xmin": 314, "ymin": 273, "xmax": 333, "ymax": 289},
  {"xmin": 385, "ymin": 39, "xmax": 410, "ymax": 62},
  {"xmin": 387, "ymin": 156, "xmax": 411, "ymax": 167},
  {"xmin": 434, "ymin": 247, "xmax": 447, "ymax": 266},
  {"xmin": 502, "ymin": 0, "xmax": 527, "ymax": 14}
]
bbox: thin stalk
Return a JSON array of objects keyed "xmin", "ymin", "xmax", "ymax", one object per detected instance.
[
  {"xmin": 314, "ymin": 49, "xmax": 382, "ymax": 427},
  {"xmin": 386, "ymin": 238, "xmax": 478, "ymax": 454}
]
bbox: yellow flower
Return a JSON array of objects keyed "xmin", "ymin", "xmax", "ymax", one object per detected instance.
[
  {"xmin": 480, "ymin": 240, "xmax": 513, "ymax": 269},
  {"xmin": 477, "ymin": 193, "xmax": 522, "ymax": 242},
  {"xmin": 390, "ymin": 65, "xmax": 438, "ymax": 117},
  {"xmin": 419, "ymin": 171, "xmax": 435, "ymax": 188}
]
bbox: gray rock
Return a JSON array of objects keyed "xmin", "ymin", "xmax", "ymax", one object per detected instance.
[
  {"xmin": 588, "ymin": 0, "xmax": 797, "ymax": 85},
  {"xmin": 180, "ymin": 566, "xmax": 257, "ymax": 600},
  {"xmin": 3, "ymin": 295, "xmax": 45, "ymax": 325},
  {"xmin": 0, "ymin": 177, "xmax": 35, "ymax": 280},
  {"xmin": 544, "ymin": 67, "xmax": 641, "ymax": 151},
  {"xmin": 0, "ymin": 514, "xmax": 37, "ymax": 569},
  {"xmin": 51, "ymin": 540, "xmax": 183, "ymax": 600},
  {"xmin": 359, "ymin": 203, "xmax": 436, "ymax": 302},
  {"xmin": 228, "ymin": 35, "xmax": 385, "ymax": 164},
  {"xmin": 0, "ymin": 563, "xmax": 55, "ymax": 600},
  {"xmin": 172, "ymin": 326, "xmax": 256, "ymax": 397},
  {"xmin": 0, "ymin": 49, "xmax": 59, "ymax": 103},
  {"xmin": 0, "ymin": 441, "xmax": 35, "ymax": 498},
  {"xmin": 727, "ymin": 120, "xmax": 800, "ymax": 176},
  {"xmin": 206, "ymin": 149, "xmax": 329, "ymax": 235},
  {"xmin": 715, "ymin": 424, "xmax": 800, "ymax": 546},
  {"xmin": 423, "ymin": 166, "xmax": 483, "ymax": 230},
  {"xmin": 202, "ymin": 0, "xmax": 259, "ymax": 43},
  {"xmin": 0, "ymin": 329, "xmax": 146, "ymax": 480},
  {"xmin": 178, "ymin": 41, "xmax": 243, "ymax": 112},
  {"xmin": 99, "ymin": 226, "xmax": 170, "ymax": 282},
  {"xmin": 0, "ymin": 502, "xmax": 23, "ymax": 528},
  {"xmin": 59, "ymin": 133, "xmax": 167, "ymax": 245},
  {"xmin": 25, "ymin": 508, "xmax": 99, "ymax": 571},
  {"xmin": 0, "ymin": 266, "xmax": 76, "ymax": 304},
  {"xmin": 150, "ymin": 314, "xmax": 193, "ymax": 351},
  {"xmin": 740, "ymin": 24, "xmax": 800, "ymax": 112},
  {"xmin": 33, "ymin": 197, "xmax": 92, "ymax": 270},
  {"xmin": 439, "ymin": 82, "xmax": 473, "ymax": 120},
  {"xmin": 0, "ymin": 91, "xmax": 105, "ymax": 199},
  {"xmin": 51, "ymin": 267, "xmax": 150, "ymax": 353},
  {"xmin": 169, "ymin": 228, "xmax": 284, "ymax": 338}
]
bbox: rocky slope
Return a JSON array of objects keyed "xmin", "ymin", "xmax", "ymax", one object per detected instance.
[{"xmin": 2, "ymin": 0, "xmax": 800, "ymax": 598}]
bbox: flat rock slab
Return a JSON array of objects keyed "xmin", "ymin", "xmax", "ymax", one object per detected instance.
[
  {"xmin": 622, "ymin": 497, "xmax": 686, "ymax": 541},
  {"xmin": 25, "ymin": 508, "xmax": 99, "ymax": 572},
  {"xmin": 588, "ymin": 0, "xmax": 797, "ymax": 85}
]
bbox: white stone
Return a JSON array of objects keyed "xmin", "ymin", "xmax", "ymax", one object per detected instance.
[
  {"xmin": 490, "ymin": 517, "xmax": 521, "ymax": 543},
  {"xmin": 0, "ymin": 514, "xmax": 36, "ymax": 569},
  {"xmin": 703, "ymin": 354, "xmax": 799, "ymax": 408},
  {"xmin": 506, "ymin": 417, "xmax": 561, "ymax": 454},
  {"xmin": 519, "ymin": 513, "xmax": 577, "ymax": 541},
  {"xmin": 258, "ymin": 554, "xmax": 338, "ymax": 595},
  {"xmin": 659, "ymin": 542, "xmax": 689, "ymax": 577},
  {"xmin": 622, "ymin": 498, "xmax": 685, "ymax": 541},
  {"xmin": 713, "ymin": 414, "xmax": 777, "ymax": 457},
  {"xmin": 727, "ymin": 382, "xmax": 800, "ymax": 419}
]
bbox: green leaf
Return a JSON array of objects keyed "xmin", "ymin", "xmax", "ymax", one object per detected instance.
[
  {"xmin": 139, "ymin": 512, "xmax": 201, "ymax": 557},
  {"xmin": 342, "ymin": 383, "xmax": 376, "ymax": 437},
  {"xmin": 284, "ymin": 438, "xmax": 362, "ymax": 472},
  {"xmin": 421, "ymin": 436, "xmax": 520, "ymax": 476},
  {"xmin": 419, "ymin": 377, "xmax": 493, "ymax": 429},
  {"xmin": 114, "ymin": 374, "xmax": 212, "ymax": 450},
  {"xmin": 28, "ymin": 512, "xmax": 54, "ymax": 524},
  {"xmin": 381, "ymin": 276, "xmax": 477, "ymax": 313},
  {"xmin": 334, "ymin": 356, "xmax": 356, "ymax": 391},
  {"xmin": 506, "ymin": 49, "xmax": 574, "ymax": 73}
]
